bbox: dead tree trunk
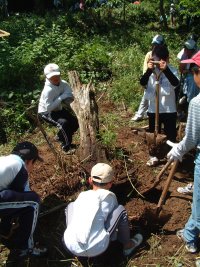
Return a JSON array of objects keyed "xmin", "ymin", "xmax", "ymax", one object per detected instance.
[{"xmin": 68, "ymin": 71, "xmax": 106, "ymax": 165}]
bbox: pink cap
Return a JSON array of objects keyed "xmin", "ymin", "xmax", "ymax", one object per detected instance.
[{"xmin": 181, "ymin": 51, "xmax": 200, "ymax": 67}]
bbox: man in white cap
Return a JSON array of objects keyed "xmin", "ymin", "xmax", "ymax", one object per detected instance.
[
  {"xmin": 63, "ymin": 163, "xmax": 143, "ymax": 258},
  {"xmin": 131, "ymin": 34, "xmax": 165, "ymax": 122},
  {"xmin": 38, "ymin": 63, "xmax": 79, "ymax": 153}
]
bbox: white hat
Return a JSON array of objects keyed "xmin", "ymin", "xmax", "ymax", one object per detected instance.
[
  {"xmin": 152, "ymin": 35, "xmax": 164, "ymax": 45},
  {"xmin": 44, "ymin": 63, "xmax": 60, "ymax": 79},
  {"xmin": 184, "ymin": 39, "xmax": 196, "ymax": 50},
  {"xmin": 91, "ymin": 163, "xmax": 114, "ymax": 183}
]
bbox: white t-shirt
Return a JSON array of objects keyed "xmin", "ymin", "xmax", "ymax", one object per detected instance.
[{"xmin": 64, "ymin": 189, "xmax": 118, "ymax": 257}]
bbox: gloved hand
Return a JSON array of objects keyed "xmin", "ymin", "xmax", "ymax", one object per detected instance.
[
  {"xmin": 166, "ymin": 140, "xmax": 184, "ymax": 162},
  {"xmin": 58, "ymin": 94, "xmax": 66, "ymax": 102}
]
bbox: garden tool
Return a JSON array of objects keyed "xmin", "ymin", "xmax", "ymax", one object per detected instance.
[
  {"xmin": 141, "ymin": 159, "xmax": 173, "ymax": 195},
  {"xmin": 156, "ymin": 160, "xmax": 179, "ymax": 215}
]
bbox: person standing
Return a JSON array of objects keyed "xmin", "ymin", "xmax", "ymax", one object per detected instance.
[
  {"xmin": 140, "ymin": 45, "xmax": 179, "ymax": 166},
  {"xmin": 167, "ymin": 51, "xmax": 200, "ymax": 253},
  {"xmin": 0, "ymin": 141, "xmax": 47, "ymax": 259},
  {"xmin": 38, "ymin": 63, "xmax": 79, "ymax": 153},
  {"xmin": 131, "ymin": 35, "xmax": 166, "ymax": 122}
]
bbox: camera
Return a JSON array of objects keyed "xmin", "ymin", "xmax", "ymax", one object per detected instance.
[{"xmin": 151, "ymin": 61, "xmax": 160, "ymax": 65}]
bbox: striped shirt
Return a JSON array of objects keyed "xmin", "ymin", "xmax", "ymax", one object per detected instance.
[{"xmin": 178, "ymin": 92, "xmax": 200, "ymax": 153}]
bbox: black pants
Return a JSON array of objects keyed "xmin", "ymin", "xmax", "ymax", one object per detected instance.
[
  {"xmin": 0, "ymin": 190, "xmax": 40, "ymax": 250},
  {"xmin": 148, "ymin": 112, "xmax": 177, "ymax": 142},
  {"xmin": 40, "ymin": 108, "xmax": 79, "ymax": 146}
]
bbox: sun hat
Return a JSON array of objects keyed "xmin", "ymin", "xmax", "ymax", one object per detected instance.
[
  {"xmin": 152, "ymin": 35, "xmax": 164, "ymax": 45},
  {"xmin": 91, "ymin": 163, "xmax": 114, "ymax": 183},
  {"xmin": 184, "ymin": 39, "xmax": 196, "ymax": 50},
  {"xmin": 12, "ymin": 141, "xmax": 43, "ymax": 162},
  {"xmin": 44, "ymin": 63, "xmax": 60, "ymax": 79},
  {"xmin": 181, "ymin": 51, "xmax": 200, "ymax": 67}
]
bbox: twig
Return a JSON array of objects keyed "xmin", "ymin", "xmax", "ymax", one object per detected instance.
[{"xmin": 123, "ymin": 156, "xmax": 144, "ymax": 198}]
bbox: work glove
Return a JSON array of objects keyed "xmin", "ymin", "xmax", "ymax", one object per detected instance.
[
  {"xmin": 58, "ymin": 94, "xmax": 66, "ymax": 102},
  {"xmin": 166, "ymin": 140, "xmax": 184, "ymax": 162}
]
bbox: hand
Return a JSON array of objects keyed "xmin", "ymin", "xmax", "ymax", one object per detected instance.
[
  {"xmin": 166, "ymin": 140, "xmax": 183, "ymax": 162},
  {"xmin": 159, "ymin": 60, "xmax": 167, "ymax": 71},
  {"xmin": 58, "ymin": 94, "xmax": 66, "ymax": 102},
  {"xmin": 147, "ymin": 58, "xmax": 155, "ymax": 70}
]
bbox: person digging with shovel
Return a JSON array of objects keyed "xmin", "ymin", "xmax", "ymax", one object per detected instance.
[
  {"xmin": 167, "ymin": 51, "xmax": 200, "ymax": 254},
  {"xmin": 140, "ymin": 45, "xmax": 179, "ymax": 166},
  {"xmin": 63, "ymin": 163, "xmax": 143, "ymax": 258}
]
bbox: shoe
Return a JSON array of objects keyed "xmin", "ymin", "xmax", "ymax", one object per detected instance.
[
  {"xmin": 179, "ymin": 95, "xmax": 187, "ymax": 105},
  {"xmin": 177, "ymin": 183, "xmax": 193, "ymax": 195},
  {"xmin": 29, "ymin": 246, "xmax": 48, "ymax": 257},
  {"xmin": 146, "ymin": 156, "xmax": 159, "ymax": 167},
  {"xmin": 177, "ymin": 229, "xmax": 197, "ymax": 253},
  {"xmin": 130, "ymin": 114, "xmax": 143, "ymax": 122},
  {"xmin": 123, "ymin": 233, "xmax": 143, "ymax": 256},
  {"xmin": 9, "ymin": 246, "xmax": 48, "ymax": 260},
  {"xmin": 62, "ymin": 145, "xmax": 76, "ymax": 154}
]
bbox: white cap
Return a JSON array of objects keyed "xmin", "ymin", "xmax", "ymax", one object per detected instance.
[
  {"xmin": 152, "ymin": 35, "xmax": 164, "ymax": 45},
  {"xmin": 184, "ymin": 39, "xmax": 196, "ymax": 50},
  {"xmin": 44, "ymin": 63, "xmax": 60, "ymax": 79},
  {"xmin": 91, "ymin": 163, "xmax": 114, "ymax": 184}
]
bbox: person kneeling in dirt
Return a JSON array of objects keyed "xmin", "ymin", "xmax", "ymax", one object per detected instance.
[
  {"xmin": 167, "ymin": 51, "xmax": 200, "ymax": 253},
  {"xmin": 0, "ymin": 141, "xmax": 47, "ymax": 260},
  {"xmin": 38, "ymin": 63, "xmax": 79, "ymax": 154},
  {"xmin": 63, "ymin": 163, "xmax": 143, "ymax": 257},
  {"xmin": 140, "ymin": 45, "xmax": 179, "ymax": 166}
]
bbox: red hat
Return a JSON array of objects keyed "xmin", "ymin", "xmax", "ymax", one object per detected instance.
[{"xmin": 181, "ymin": 51, "xmax": 200, "ymax": 67}]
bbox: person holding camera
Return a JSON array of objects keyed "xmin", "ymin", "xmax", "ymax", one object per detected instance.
[
  {"xmin": 140, "ymin": 45, "xmax": 179, "ymax": 166},
  {"xmin": 131, "ymin": 34, "xmax": 166, "ymax": 122}
]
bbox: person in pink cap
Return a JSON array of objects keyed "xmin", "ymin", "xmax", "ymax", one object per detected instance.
[{"xmin": 167, "ymin": 51, "xmax": 200, "ymax": 253}]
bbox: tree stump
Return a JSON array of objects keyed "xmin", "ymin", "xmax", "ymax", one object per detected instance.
[{"xmin": 68, "ymin": 71, "xmax": 106, "ymax": 166}]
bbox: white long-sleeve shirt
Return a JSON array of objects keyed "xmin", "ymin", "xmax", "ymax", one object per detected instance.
[
  {"xmin": 64, "ymin": 189, "xmax": 118, "ymax": 257},
  {"xmin": 144, "ymin": 65, "xmax": 178, "ymax": 113},
  {"xmin": 38, "ymin": 79, "xmax": 73, "ymax": 114}
]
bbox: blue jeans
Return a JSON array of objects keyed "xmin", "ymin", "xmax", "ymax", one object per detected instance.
[{"xmin": 183, "ymin": 150, "xmax": 200, "ymax": 244}]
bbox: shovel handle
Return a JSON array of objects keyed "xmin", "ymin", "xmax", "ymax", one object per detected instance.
[
  {"xmin": 154, "ymin": 160, "xmax": 172, "ymax": 186},
  {"xmin": 157, "ymin": 160, "xmax": 179, "ymax": 210}
]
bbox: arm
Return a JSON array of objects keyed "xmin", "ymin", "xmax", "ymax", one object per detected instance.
[
  {"xmin": 140, "ymin": 69, "xmax": 153, "ymax": 86},
  {"xmin": 178, "ymin": 99, "xmax": 200, "ymax": 153},
  {"xmin": 162, "ymin": 66, "xmax": 179, "ymax": 87}
]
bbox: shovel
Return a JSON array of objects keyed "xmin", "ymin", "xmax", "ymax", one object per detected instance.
[{"xmin": 156, "ymin": 160, "xmax": 179, "ymax": 215}]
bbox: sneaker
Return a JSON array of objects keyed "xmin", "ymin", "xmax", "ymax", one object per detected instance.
[
  {"xmin": 123, "ymin": 233, "xmax": 143, "ymax": 256},
  {"xmin": 146, "ymin": 156, "xmax": 159, "ymax": 167},
  {"xmin": 177, "ymin": 229, "xmax": 197, "ymax": 253},
  {"xmin": 179, "ymin": 95, "xmax": 187, "ymax": 105},
  {"xmin": 30, "ymin": 246, "xmax": 48, "ymax": 257},
  {"xmin": 177, "ymin": 183, "xmax": 193, "ymax": 195},
  {"xmin": 185, "ymin": 243, "xmax": 197, "ymax": 253},
  {"xmin": 130, "ymin": 114, "xmax": 143, "ymax": 122},
  {"xmin": 62, "ymin": 145, "xmax": 76, "ymax": 154}
]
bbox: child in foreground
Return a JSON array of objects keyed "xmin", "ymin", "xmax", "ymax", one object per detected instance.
[
  {"xmin": 63, "ymin": 163, "xmax": 143, "ymax": 257},
  {"xmin": 167, "ymin": 51, "xmax": 200, "ymax": 253}
]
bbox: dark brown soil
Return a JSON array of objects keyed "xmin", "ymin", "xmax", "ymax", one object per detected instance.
[{"xmin": 2, "ymin": 99, "xmax": 198, "ymax": 267}]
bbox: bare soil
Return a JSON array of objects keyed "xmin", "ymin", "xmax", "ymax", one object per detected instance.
[{"xmin": 1, "ymin": 99, "xmax": 198, "ymax": 267}]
